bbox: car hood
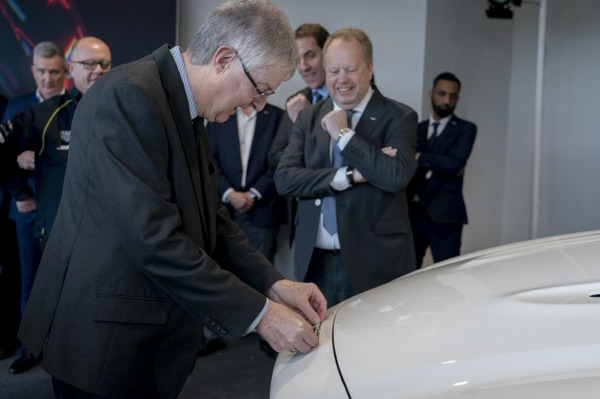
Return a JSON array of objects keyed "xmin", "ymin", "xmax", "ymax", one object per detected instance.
[{"xmin": 271, "ymin": 230, "xmax": 600, "ymax": 398}]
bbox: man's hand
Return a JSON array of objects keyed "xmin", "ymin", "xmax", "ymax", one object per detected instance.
[
  {"xmin": 227, "ymin": 191, "xmax": 255, "ymax": 213},
  {"xmin": 321, "ymin": 109, "xmax": 348, "ymax": 141},
  {"xmin": 17, "ymin": 150, "xmax": 35, "ymax": 170},
  {"xmin": 256, "ymin": 301, "xmax": 319, "ymax": 354},
  {"xmin": 267, "ymin": 279, "xmax": 327, "ymax": 324},
  {"xmin": 381, "ymin": 146, "xmax": 397, "ymax": 157},
  {"xmin": 285, "ymin": 93, "xmax": 311, "ymax": 123},
  {"xmin": 16, "ymin": 198, "xmax": 36, "ymax": 213}
]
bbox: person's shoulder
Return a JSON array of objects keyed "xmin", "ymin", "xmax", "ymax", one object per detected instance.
[
  {"xmin": 263, "ymin": 102, "xmax": 284, "ymax": 115},
  {"xmin": 2, "ymin": 92, "xmax": 38, "ymax": 121},
  {"xmin": 378, "ymin": 92, "xmax": 417, "ymax": 117},
  {"xmin": 35, "ymin": 93, "xmax": 71, "ymax": 112},
  {"xmin": 285, "ymin": 87, "xmax": 311, "ymax": 103},
  {"xmin": 452, "ymin": 115, "xmax": 477, "ymax": 130},
  {"xmin": 7, "ymin": 92, "xmax": 37, "ymax": 105}
]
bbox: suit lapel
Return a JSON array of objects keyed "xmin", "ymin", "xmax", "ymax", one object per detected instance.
[
  {"xmin": 152, "ymin": 45, "xmax": 213, "ymax": 246},
  {"xmin": 224, "ymin": 116, "xmax": 244, "ymax": 186},
  {"xmin": 249, "ymin": 109, "xmax": 266, "ymax": 164},
  {"xmin": 431, "ymin": 116, "xmax": 459, "ymax": 152},
  {"xmin": 354, "ymin": 89, "xmax": 386, "ymax": 146},
  {"xmin": 418, "ymin": 121, "xmax": 429, "ymax": 151},
  {"xmin": 316, "ymin": 100, "xmax": 334, "ymax": 167}
]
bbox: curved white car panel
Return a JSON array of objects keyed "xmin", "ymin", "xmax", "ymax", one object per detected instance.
[
  {"xmin": 270, "ymin": 308, "xmax": 348, "ymax": 398},
  {"xmin": 271, "ymin": 231, "xmax": 600, "ymax": 398}
]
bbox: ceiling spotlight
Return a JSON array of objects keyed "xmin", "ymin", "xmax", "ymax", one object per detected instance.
[{"xmin": 486, "ymin": 0, "xmax": 522, "ymax": 19}]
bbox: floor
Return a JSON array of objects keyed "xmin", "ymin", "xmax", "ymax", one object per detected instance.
[{"xmin": 0, "ymin": 333, "xmax": 276, "ymax": 399}]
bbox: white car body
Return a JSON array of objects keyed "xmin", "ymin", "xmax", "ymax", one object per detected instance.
[{"xmin": 271, "ymin": 230, "xmax": 600, "ymax": 398}]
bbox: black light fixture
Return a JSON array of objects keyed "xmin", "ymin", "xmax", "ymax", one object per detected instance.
[{"xmin": 486, "ymin": 0, "xmax": 522, "ymax": 19}]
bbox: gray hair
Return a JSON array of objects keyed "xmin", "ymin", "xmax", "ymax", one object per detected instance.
[
  {"xmin": 33, "ymin": 41, "xmax": 66, "ymax": 68},
  {"xmin": 187, "ymin": 0, "xmax": 298, "ymax": 80}
]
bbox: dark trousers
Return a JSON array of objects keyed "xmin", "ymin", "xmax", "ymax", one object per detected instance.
[
  {"xmin": 409, "ymin": 201, "xmax": 463, "ymax": 268},
  {"xmin": 52, "ymin": 378, "xmax": 106, "ymax": 399},
  {"xmin": 0, "ymin": 198, "xmax": 21, "ymax": 352},
  {"xmin": 14, "ymin": 218, "xmax": 41, "ymax": 313},
  {"xmin": 232, "ymin": 212, "xmax": 279, "ymax": 263},
  {"xmin": 305, "ymin": 248, "xmax": 354, "ymax": 307}
]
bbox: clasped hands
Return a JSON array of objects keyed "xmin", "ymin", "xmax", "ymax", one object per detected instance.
[
  {"xmin": 257, "ymin": 279, "xmax": 327, "ymax": 355},
  {"xmin": 227, "ymin": 191, "xmax": 255, "ymax": 213}
]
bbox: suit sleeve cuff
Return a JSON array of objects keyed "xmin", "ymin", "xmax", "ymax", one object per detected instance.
[{"xmin": 244, "ymin": 298, "xmax": 269, "ymax": 335}]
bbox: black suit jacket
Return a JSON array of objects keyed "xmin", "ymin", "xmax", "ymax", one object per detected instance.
[
  {"xmin": 18, "ymin": 45, "xmax": 283, "ymax": 398},
  {"xmin": 275, "ymin": 89, "xmax": 418, "ymax": 294},
  {"xmin": 206, "ymin": 104, "xmax": 286, "ymax": 228},
  {"xmin": 407, "ymin": 115, "xmax": 477, "ymax": 224}
]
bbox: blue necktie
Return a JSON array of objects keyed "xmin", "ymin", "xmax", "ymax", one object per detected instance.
[
  {"xmin": 322, "ymin": 110, "xmax": 355, "ymax": 235},
  {"xmin": 312, "ymin": 90, "xmax": 323, "ymax": 104}
]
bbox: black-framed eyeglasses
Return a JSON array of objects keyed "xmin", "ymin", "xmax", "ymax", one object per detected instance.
[
  {"xmin": 235, "ymin": 51, "xmax": 274, "ymax": 100},
  {"xmin": 71, "ymin": 60, "xmax": 112, "ymax": 71}
]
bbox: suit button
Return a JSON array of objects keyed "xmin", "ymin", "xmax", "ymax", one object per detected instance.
[{"xmin": 315, "ymin": 199, "xmax": 321, "ymax": 206}]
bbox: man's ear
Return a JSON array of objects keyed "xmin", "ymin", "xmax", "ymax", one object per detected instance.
[{"xmin": 213, "ymin": 46, "xmax": 237, "ymax": 73}]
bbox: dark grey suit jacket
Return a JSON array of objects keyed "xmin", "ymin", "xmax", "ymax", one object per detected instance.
[
  {"xmin": 407, "ymin": 116, "xmax": 477, "ymax": 224},
  {"xmin": 18, "ymin": 45, "xmax": 283, "ymax": 398},
  {"xmin": 267, "ymin": 87, "xmax": 312, "ymax": 170},
  {"xmin": 274, "ymin": 89, "xmax": 418, "ymax": 294}
]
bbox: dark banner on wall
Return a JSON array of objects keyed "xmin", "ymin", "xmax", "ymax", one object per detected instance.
[{"xmin": 0, "ymin": 0, "xmax": 176, "ymax": 99}]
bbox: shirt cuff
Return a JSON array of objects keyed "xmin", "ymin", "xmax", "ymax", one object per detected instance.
[
  {"xmin": 331, "ymin": 166, "xmax": 351, "ymax": 191},
  {"xmin": 244, "ymin": 298, "xmax": 269, "ymax": 335},
  {"xmin": 222, "ymin": 188, "xmax": 234, "ymax": 203},
  {"xmin": 337, "ymin": 129, "xmax": 355, "ymax": 149},
  {"xmin": 249, "ymin": 187, "xmax": 262, "ymax": 200}
]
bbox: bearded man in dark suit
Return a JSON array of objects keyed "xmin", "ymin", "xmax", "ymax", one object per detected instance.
[{"xmin": 407, "ymin": 72, "xmax": 477, "ymax": 267}]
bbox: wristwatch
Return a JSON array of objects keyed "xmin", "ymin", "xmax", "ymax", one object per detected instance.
[
  {"xmin": 338, "ymin": 127, "xmax": 351, "ymax": 142},
  {"xmin": 345, "ymin": 167, "xmax": 356, "ymax": 186}
]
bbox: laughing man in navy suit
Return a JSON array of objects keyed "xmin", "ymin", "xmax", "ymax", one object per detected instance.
[{"xmin": 407, "ymin": 72, "xmax": 477, "ymax": 267}]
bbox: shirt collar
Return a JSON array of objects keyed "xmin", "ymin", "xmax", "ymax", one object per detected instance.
[
  {"xmin": 36, "ymin": 88, "xmax": 66, "ymax": 103},
  {"xmin": 170, "ymin": 46, "xmax": 197, "ymax": 120},
  {"xmin": 236, "ymin": 106, "xmax": 256, "ymax": 121},
  {"xmin": 429, "ymin": 113, "xmax": 452, "ymax": 129},
  {"xmin": 332, "ymin": 86, "xmax": 373, "ymax": 114},
  {"xmin": 311, "ymin": 84, "xmax": 329, "ymax": 100}
]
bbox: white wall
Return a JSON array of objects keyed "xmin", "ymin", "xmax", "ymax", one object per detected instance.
[
  {"xmin": 502, "ymin": 2, "xmax": 540, "ymax": 244},
  {"xmin": 178, "ymin": 0, "xmax": 427, "ymax": 112},
  {"xmin": 537, "ymin": 0, "xmax": 600, "ymax": 236},
  {"xmin": 176, "ymin": 0, "xmax": 600, "ymax": 264},
  {"xmin": 423, "ymin": 0, "xmax": 514, "ymax": 254}
]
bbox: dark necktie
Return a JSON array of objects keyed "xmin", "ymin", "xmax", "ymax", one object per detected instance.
[
  {"xmin": 312, "ymin": 90, "xmax": 323, "ymax": 104},
  {"xmin": 322, "ymin": 109, "xmax": 356, "ymax": 235},
  {"xmin": 192, "ymin": 117, "xmax": 205, "ymax": 145},
  {"xmin": 428, "ymin": 122, "xmax": 440, "ymax": 149}
]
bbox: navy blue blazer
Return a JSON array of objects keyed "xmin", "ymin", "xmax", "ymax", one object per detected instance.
[
  {"xmin": 407, "ymin": 115, "xmax": 477, "ymax": 224},
  {"xmin": 2, "ymin": 92, "xmax": 40, "ymax": 224},
  {"xmin": 206, "ymin": 104, "xmax": 286, "ymax": 228}
]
